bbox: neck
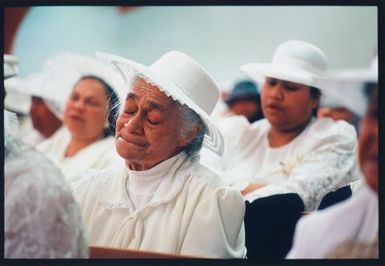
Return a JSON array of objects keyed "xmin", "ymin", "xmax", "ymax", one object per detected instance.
[
  {"xmin": 65, "ymin": 134, "xmax": 103, "ymax": 157},
  {"xmin": 268, "ymin": 119, "xmax": 311, "ymax": 147},
  {"xmin": 126, "ymin": 149, "xmax": 183, "ymax": 171}
]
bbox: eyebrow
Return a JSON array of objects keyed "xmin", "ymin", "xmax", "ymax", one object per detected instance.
[
  {"xmin": 125, "ymin": 92, "xmax": 165, "ymax": 112},
  {"xmin": 148, "ymin": 101, "xmax": 164, "ymax": 112},
  {"xmin": 126, "ymin": 93, "xmax": 138, "ymax": 100}
]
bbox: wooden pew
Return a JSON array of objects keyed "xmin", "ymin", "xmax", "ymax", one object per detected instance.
[{"xmin": 89, "ymin": 246, "xmax": 198, "ymax": 259}]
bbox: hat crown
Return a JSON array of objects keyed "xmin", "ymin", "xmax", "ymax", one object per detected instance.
[
  {"xmin": 272, "ymin": 40, "xmax": 328, "ymax": 76},
  {"xmin": 150, "ymin": 51, "xmax": 219, "ymax": 114}
]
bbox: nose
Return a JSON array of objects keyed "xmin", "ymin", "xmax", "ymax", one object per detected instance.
[
  {"xmin": 269, "ymin": 83, "xmax": 284, "ymax": 101},
  {"xmin": 123, "ymin": 113, "xmax": 144, "ymax": 135},
  {"xmin": 72, "ymin": 99, "xmax": 85, "ymax": 111}
]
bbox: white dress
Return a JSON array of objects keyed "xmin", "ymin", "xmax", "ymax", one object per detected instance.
[
  {"xmin": 36, "ymin": 126, "xmax": 120, "ymax": 183},
  {"xmin": 201, "ymin": 117, "xmax": 361, "ymax": 211},
  {"xmin": 4, "ymin": 111, "xmax": 88, "ymax": 258},
  {"xmin": 286, "ymin": 185, "xmax": 378, "ymax": 258},
  {"xmin": 71, "ymin": 152, "xmax": 246, "ymax": 258}
]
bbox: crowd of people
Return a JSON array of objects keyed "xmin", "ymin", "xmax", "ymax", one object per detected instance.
[{"xmin": 3, "ymin": 39, "xmax": 379, "ymax": 259}]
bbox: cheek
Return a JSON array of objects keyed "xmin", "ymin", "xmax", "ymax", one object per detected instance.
[{"xmin": 147, "ymin": 127, "xmax": 180, "ymax": 152}]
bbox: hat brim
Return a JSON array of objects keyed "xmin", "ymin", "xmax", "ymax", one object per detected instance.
[
  {"xmin": 318, "ymin": 68, "xmax": 378, "ymax": 117},
  {"xmin": 240, "ymin": 63, "xmax": 324, "ymax": 89},
  {"xmin": 323, "ymin": 68, "xmax": 378, "ymax": 83},
  {"xmin": 96, "ymin": 52, "xmax": 224, "ymax": 156}
]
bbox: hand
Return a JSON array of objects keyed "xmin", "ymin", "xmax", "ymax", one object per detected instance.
[{"xmin": 241, "ymin": 182, "xmax": 265, "ymax": 196}]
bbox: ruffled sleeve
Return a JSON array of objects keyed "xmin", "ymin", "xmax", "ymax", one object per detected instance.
[{"xmin": 245, "ymin": 119, "xmax": 360, "ymax": 211}]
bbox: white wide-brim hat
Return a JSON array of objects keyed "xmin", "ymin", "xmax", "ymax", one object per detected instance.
[
  {"xmin": 96, "ymin": 51, "xmax": 224, "ymax": 156},
  {"xmin": 12, "ymin": 53, "xmax": 127, "ymax": 120},
  {"xmin": 240, "ymin": 40, "xmax": 328, "ymax": 90},
  {"xmin": 317, "ymin": 55, "xmax": 378, "ymax": 117}
]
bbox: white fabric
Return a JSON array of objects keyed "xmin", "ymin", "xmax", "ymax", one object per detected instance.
[
  {"xmin": 36, "ymin": 126, "xmax": 120, "ymax": 183},
  {"xmin": 4, "ymin": 54, "xmax": 19, "ymax": 79},
  {"xmin": 200, "ymin": 117, "xmax": 361, "ymax": 211},
  {"xmin": 126, "ymin": 157, "xmax": 173, "ymax": 210},
  {"xmin": 71, "ymin": 152, "xmax": 246, "ymax": 258},
  {"xmin": 16, "ymin": 116, "xmax": 46, "ymax": 146},
  {"xmin": 287, "ymin": 185, "xmax": 378, "ymax": 258},
  {"xmin": 4, "ymin": 118, "xmax": 88, "ymax": 258},
  {"xmin": 317, "ymin": 55, "xmax": 378, "ymax": 117},
  {"xmin": 240, "ymin": 40, "xmax": 328, "ymax": 90}
]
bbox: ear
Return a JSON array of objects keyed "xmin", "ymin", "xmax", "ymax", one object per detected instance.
[
  {"xmin": 178, "ymin": 125, "xmax": 201, "ymax": 147},
  {"xmin": 311, "ymin": 91, "xmax": 321, "ymax": 109}
]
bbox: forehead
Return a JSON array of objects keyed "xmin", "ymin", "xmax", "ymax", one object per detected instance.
[
  {"xmin": 73, "ymin": 78, "xmax": 107, "ymax": 97},
  {"xmin": 129, "ymin": 78, "xmax": 174, "ymax": 106},
  {"xmin": 265, "ymin": 77, "xmax": 310, "ymax": 89}
]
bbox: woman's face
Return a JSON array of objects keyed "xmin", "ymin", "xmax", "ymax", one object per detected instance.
[
  {"xmin": 115, "ymin": 78, "xmax": 185, "ymax": 171},
  {"xmin": 358, "ymin": 87, "xmax": 378, "ymax": 191},
  {"xmin": 63, "ymin": 78, "xmax": 108, "ymax": 140},
  {"xmin": 261, "ymin": 77, "xmax": 319, "ymax": 131}
]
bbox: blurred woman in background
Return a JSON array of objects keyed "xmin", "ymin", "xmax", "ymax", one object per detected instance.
[{"xmin": 37, "ymin": 74, "xmax": 122, "ymax": 183}]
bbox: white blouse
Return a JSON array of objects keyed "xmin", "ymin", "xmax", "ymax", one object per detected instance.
[
  {"xmin": 71, "ymin": 152, "xmax": 246, "ymax": 258},
  {"xmin": 36, "ymin": 126, "xmax": 120, "ymax": 183},
  {"xmin": 201, "ymin": 117, "xmax": 361, "ymax": 211},
  {"xmin": 287, "ymin": 185, "xmax": 378, "ymax": 258}
]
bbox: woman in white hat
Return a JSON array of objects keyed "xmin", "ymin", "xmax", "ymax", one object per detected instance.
[
  {"xmin": 35, "ymin": 54, "xmax": 125, "ymax": 183},
  {"xmin": 287, "ymin": 55, "xmax": 378, "ymax": 258},
  {"xmin": 71, "ymin": 51, "xmax": 246, "ymax": 258},
  {"xmin": 202, "ymin": 40, "xmax": 360, "ymax": 212},
  {"xmin": 4, "ymin": 55, "xmax": 88, "ymax": 258}
]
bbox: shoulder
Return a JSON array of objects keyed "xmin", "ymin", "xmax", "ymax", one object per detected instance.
[
  {"xmin": 301, "ymin": 118, "xmax": 357, "ymax": 151},
  {"xmin": 36, "ymin": 126, "xmax": 69, "ymax": 152},
  {"xmin": 308, "ymin": 118, "xmax": 357, "ymax": 141},
  {"xmin": 187, "ymin": 162, "xmax": 244, "ymax": 203},
  {"xmin": 5, "ymin": 143, "xmax": 79, "ymax": 219},
  {"xmin": 71, "ymin": 161, "xmax": 126, "ymax": 198}
]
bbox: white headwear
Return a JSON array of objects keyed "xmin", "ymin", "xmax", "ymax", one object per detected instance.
[
  {"xmin": 240, "ymin": 40, "xmax": 328, "ymax": 90},
  {"xmin": 318, "ymin": 55, "xmax": 378, "ymax": 117},
  {"xmin": 12, "ymin": 53, "xmax": 127, "ymax": 120},
  {"xmin": 4, "ymin": 54, "xmax": 19, "ymax": 79},
  {"xmin": 96, "ymin": 51, "xmax": 224, "ymax": 156}
]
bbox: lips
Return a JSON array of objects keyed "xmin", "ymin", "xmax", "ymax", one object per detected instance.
[
  {"xmin": 68, "ymin": 114, "xmax": 84, "ymax": 122},
  {"xmin": 117, "ymin": 134, "xmax": 148, "ymax": 148},
  {"xmin": 265, "ymin": 103, "xmax": 284, "ymax": 112}
]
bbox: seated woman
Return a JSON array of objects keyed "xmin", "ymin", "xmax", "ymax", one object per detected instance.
[
  {"xmin": 36, "ymin": 74, "xmax": 122, "ymax": 183},
  {"xmin": 287, "ymin": 55, "xmax": 378, "ymax": 258},
  {"xmin": 201, "ymin": 40, "xmax": 360, "ymax": 212},
  {"xmin": 4, "ymin": 55, "xmax": 87, "ymax": 258},
  {"xmin": 71, "ymin": 51, "xmax": 246, "ymax": 258}
]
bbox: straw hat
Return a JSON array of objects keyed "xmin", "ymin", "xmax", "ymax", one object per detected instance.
[
  {"xmin": 240, "ymin": 40, "xmax": 328, "ymax": 90},
  {"xmin": 96, "ymin": 51, "xmax": 224, "ymax": 156}
]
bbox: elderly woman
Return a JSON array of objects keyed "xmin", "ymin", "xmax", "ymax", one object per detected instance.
[
  {"xmin": 71, "ymin": 51, "xmax": 246, "ymax": 258},
  {"xmin": 36, "ymin": 60, "xmax": 124, "ymax": 183},
  {"xmin": 287, "ymin": 55, "xmax": 378, "ymax": 258},
  {"xmin": 201, "ymin": 40, "xmax": 360, "ymax": 212}
]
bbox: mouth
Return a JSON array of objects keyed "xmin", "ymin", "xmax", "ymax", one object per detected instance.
[
  {"xmin": 117, "ymin": 136, "xmax": 147, "ymax": 148},
  {"xmin": 69, "ymin": 115, "xmax": 84, "ymax": 122},
  {"xmin": 265, "ymin": 103, "xmax": 284, "ymax": 112}
]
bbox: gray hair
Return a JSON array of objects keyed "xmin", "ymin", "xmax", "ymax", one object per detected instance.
[{"xmin": 175, "ymin": 102, "xmax": 206, "ymax": 161}]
